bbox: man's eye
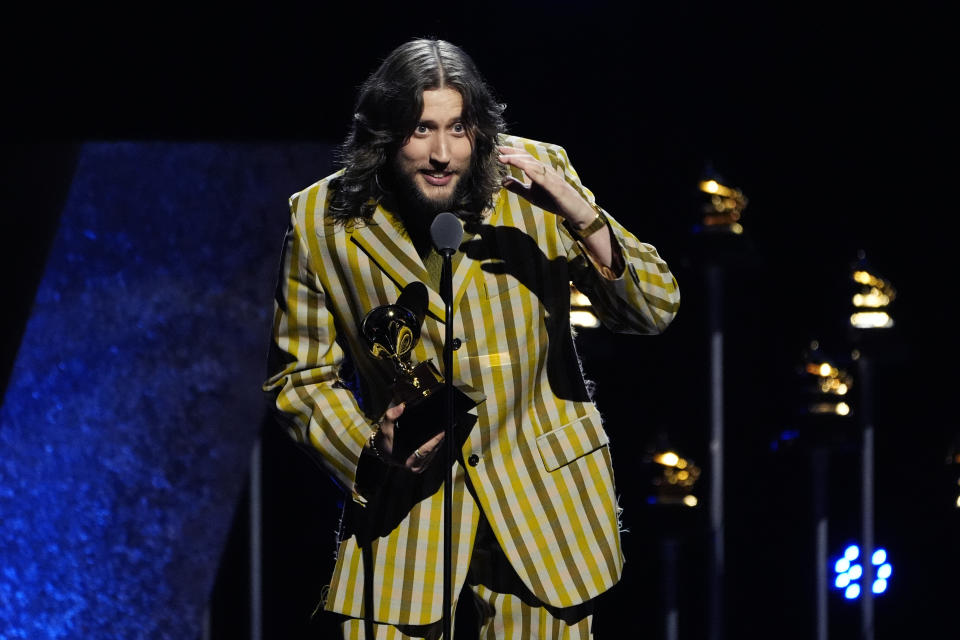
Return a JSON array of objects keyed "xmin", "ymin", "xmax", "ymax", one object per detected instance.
[
  {"xmin": 415, "ymin": 125, "xmax": 429, "ymax": 134},
  {"xmin": 452, "ymin": 123, "xmax": 465, "ymax": 134}
]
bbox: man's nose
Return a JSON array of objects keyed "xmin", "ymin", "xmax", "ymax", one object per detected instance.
[{"xmin": 429, "ymin": 135, "xmax": 450, "ymax": 166}]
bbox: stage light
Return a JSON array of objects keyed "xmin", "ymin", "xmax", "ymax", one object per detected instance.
[
  {"xmin": 701, "ymin": 180, "xmax": 723, "ymax": 195},
  {"xmin": 849, "ymin": 253, "xmax": 895, "ymax": 329},
  {"xmin": 569, "ymin": 283, "xmax": 600, "ymax": 328},
  {"xmin": 807, "ymin": 401, "xmax": 851, "ymax": 416},
  {"xmin": 850, "ymin": 311, "xmax": 894, "ymax": 329},
  {"xmin": 655, "ymin": 451, "xmax": 680, "ymax": 467},
  {"xmin": 831, "ymin": 544, "xmax": 892, "ymax": 600}
]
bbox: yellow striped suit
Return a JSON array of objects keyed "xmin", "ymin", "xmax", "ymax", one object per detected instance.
[{"xmin": 263, "ymin": 134, "xmax": 680, "ymax": 626}]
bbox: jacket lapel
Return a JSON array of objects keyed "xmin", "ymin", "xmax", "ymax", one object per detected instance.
[
  {"xmin": 450, "ymin": 191, "xmax": 503, "ymax": 310},
  {"xmin": 350, "ymin": 195, "xmax": 504, "ymax": 323},
  {"xmin": 349, "ymin": 206, "xmax": 447, "ymax": 321}
]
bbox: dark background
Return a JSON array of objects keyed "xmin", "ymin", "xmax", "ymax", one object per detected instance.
[{"xmin": 2, "ymin": 2, "xmax": 954, "ymax": 638}]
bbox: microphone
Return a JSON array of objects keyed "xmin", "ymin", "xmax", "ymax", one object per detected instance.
[
  {"xmin": 430, "ymin": 212, "xmax": 463, "ymax": 256},
  {"xmin": 395, "ymin": 281, "xmax": 428, "ymax": 329}
]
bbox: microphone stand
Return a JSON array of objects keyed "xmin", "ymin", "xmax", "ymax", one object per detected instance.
[
  {"xmin": 431, "ymin": 211, "xmax": 461, "ymax": 640},
  {"xmin": 439, "ymin": 246, "xmax": 455, "ymax": 640}
]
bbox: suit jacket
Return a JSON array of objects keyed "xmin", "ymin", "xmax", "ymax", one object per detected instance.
[{"xmin": 263, "ymin": 134, "xmax": 680, "ymax": 625}]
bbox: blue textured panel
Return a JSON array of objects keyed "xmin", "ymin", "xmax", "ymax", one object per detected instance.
[{"xmin": 0, "ymin": 142, "xmax": 332, "ymax": 639}]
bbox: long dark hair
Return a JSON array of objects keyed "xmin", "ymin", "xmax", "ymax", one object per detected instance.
[{"xmin": 328, "ymin": 38, "xmax": 507, "ymax": 226}]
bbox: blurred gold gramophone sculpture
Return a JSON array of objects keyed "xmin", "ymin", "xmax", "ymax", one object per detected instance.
[
  {"xmin": 849, "ymin": 254, "xmax": 896, "ymax": 329},
  {"xmin": 801, "ymin": 340, "xmax": 854, "ymax": 417},
  {"xmin": 648, "ymin": 448, "xmax": 702, "ymax": 508},
  {"xmin": 698, "ymin": 179, "xmax": 749, "ymax": 234}
]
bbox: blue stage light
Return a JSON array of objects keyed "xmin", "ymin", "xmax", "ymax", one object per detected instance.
[
  {"xmin": 831, "ymin": 544, "xmax": 892, "ymax": 601},
  {"xmin": 876, "ymin": 563, "xmax": 892, "ymax": 580}
]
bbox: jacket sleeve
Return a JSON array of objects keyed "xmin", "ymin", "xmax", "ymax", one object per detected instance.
[
  {"xmin": 546, "ymin": 143, "xmax": 681, "ymax": 335},
  {"xmin": 262, "ymin": 206, "xmax": 374, "ymax": 500}
]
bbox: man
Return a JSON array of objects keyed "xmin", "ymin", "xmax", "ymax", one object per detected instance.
[{"xmin": 263, "ymin": 38, "xmax": 680, "ymax": 638}]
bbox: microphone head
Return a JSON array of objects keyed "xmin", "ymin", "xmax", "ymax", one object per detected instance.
[
  {"xmin": 430, "ymin": 212, "xmax": 463, "ymax": 254},
  {"xmin": 395, "ymin": 281, "xmax": 428, "ymax": 328}
]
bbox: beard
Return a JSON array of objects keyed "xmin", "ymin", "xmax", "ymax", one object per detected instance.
[{"xmin": 387, "ymin": 159, "xmax": 475, "ymax": 232}]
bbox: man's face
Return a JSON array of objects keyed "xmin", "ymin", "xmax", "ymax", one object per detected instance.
[{"xmin": 393, "ymin": 87, "xmax": 473, "ymax": 216}]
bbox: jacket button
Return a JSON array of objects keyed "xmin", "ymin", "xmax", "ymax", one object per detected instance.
[
  {"xmin": 452, "ymin": 338, "xmax": 462, "ymax": 350},
  {"xmin": 467, "ymin": 454, "xmax": 480, "ymax": 467}
]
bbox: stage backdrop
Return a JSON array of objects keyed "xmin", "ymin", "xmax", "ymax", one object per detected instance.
[{"xmin": 0, "ymin": 142, "xmax": 333, "ymax": 639}]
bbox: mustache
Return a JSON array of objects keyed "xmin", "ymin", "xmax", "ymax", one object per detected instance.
[{"xmin": 417, "ymin": 166, "xmax": 460, "ymax": 174}]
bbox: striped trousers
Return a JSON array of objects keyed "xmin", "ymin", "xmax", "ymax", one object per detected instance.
[{"xmin": 340, "ymin": 514, "xmax": 594, "ymax": 639}]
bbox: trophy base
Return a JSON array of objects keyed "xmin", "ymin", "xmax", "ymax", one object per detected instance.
[
  {"xmin": 391, "ymin": 382, "xmax": 479, "ymax": 463},
  {"xmin": 391, "ymin": 360, "xmax": 445, "ymax": 409}
]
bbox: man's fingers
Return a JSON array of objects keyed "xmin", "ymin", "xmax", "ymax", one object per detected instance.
[
  {"xmin": 497, "ymin": 147, "xmax": 538, "ymax": 169},
  {"xmin": 384, "ymin": 402, "xmax": 406, "ymax": 422},
  {"xmin": 502, "ymin": 175, "xmax": 530, "ymax": 192},
  {"xmin": 503, "ymin": 174, "xmax": 553, "ymax": 213},
  {"xmin": 499, "ymin": 154, "xmax": 551, "ymax": 185},
  {"xmin": 416, "ymin": 431, "xmax": 445, "ymax": 457},
  {"xmin": 499, "ymin": 154, "xmax": 538, "ymax": 172},
  {"xmin": 407, "ymin": 431, "xmax": 446, "ymax": 472}
]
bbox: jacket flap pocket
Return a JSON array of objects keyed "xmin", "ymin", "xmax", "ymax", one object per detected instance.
[{"xmin": 536, "ymin": 410, "xmax": 609, "ymax": 472}]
